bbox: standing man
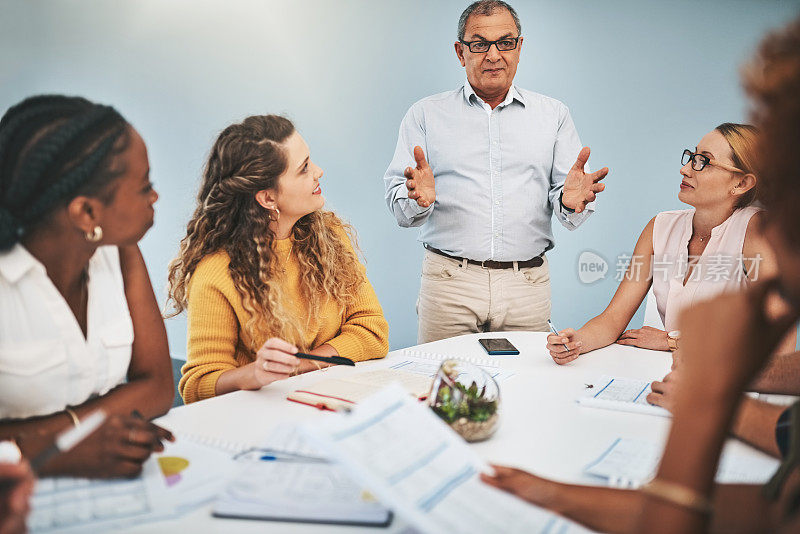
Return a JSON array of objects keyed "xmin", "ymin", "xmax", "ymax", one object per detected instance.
[{"xmin": 384, "ymin": 0, "xmax": 609, "ymax": 343}]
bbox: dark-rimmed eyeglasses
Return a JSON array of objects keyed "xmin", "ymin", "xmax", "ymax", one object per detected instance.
[
  {"xmin": 681, "ymin": 149, "xmax": 745, "ymax": 173},
  {"xmin": 459, "ymin": 37, "xmax": 520, "ymax": 53}
]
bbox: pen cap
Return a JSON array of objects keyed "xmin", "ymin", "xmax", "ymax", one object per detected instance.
[{"xmin": 0, "ymin": 441, "xmax": 22, "ymax": 464}]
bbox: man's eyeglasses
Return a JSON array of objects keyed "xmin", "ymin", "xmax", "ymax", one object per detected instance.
[
  {"xmin": 459, "ymin": 37, "xmax": 520, "ymax": 53},
  {"xmin": 681, "ymin": 149, "xmax": 745, "ymax": 174}
]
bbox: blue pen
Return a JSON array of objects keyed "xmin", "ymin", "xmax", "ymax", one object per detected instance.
[
  {"xmin": 234, "ymin": 448, "xmax": 327, "ymax": 463},
  {"xmin": 547, "ymin": 319, "xmax": 571, "ymax": 353}
]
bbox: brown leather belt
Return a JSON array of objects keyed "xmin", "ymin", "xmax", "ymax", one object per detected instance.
[{"xmin": 424, "ymin": 244, "xmax": 544, "ymax": 269}]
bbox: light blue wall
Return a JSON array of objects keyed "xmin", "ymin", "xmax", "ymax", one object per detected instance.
[{"xmin": 2, "ymin": 0, "xmax": 798, "ymax": 356}]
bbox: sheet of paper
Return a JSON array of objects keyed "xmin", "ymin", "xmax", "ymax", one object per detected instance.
[
  {"xmin": 577, "ymin": 375, "xmax": 670, "ymax": 417},
  {"xmin": 28, "ymin": 459, "xmax": 174, "ymax": 533},
  {"xmin": 301, "ymin": 384, "xmax": 592, "ymax": 534},
  {"xmin": 27, "ymin": 435, "xmax": 236, "ymax": 533},
  {"xmin": 584, "ymin": 437, "xmax": 780, "ymax": 487},
  {"xmin": 153, "ymin": 435, "xmax": 236, "ymax": 511}
]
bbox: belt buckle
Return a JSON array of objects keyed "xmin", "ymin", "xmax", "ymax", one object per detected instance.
[{"xmin": 480, "ymin": 260, "xmax": 491, "ymax": 269}]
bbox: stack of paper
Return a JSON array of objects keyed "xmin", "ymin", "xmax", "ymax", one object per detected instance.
[
  {"xmin": 301, "ymin": 384, "xmax": 593, "ymax": 534},
  {"xmin": 213, "ymin": 424, "xmax": 392, "ymax": 526}
]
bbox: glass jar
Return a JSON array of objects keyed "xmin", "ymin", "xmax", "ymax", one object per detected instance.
[{"xmin": 428, "ymin": 359, "xmax": 501, "ymax": 442}]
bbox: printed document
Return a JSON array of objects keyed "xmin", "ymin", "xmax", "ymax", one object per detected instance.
[{"xmin": 302, "ymin": 384, "xmax": 593, "ymax": 534}]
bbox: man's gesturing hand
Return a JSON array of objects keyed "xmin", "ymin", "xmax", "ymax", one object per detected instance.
[
  {"xmin": 561, "ymin": 147, "xmax": 609, "ymax": 214},
  {"xmin": 404, "ymin": 146, "xmax": 435, "ymax": 208}
]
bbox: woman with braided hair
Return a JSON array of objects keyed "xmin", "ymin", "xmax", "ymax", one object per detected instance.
[
  {"xmin": 167, "ymin": 115, "xmax": 389, "ymax": 403},
  {"xmin": 0, "ymin": 95, "xmax": 174, "ymax": 478}
]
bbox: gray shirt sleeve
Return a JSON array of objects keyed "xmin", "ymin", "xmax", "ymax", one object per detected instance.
[
  {"xmin": 383, "ymin": 105, "xmax": 433, "ymax": 228},
  {"xmin": 548, "ymin": 104, "xmax": 595, "ymax": 230}
]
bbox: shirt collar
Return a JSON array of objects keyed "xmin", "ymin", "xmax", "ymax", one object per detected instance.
[
  {"xmin": 0, "ymin": 243, "xmax": 45, "ymax": 284},
  {"xmin": 462, "ymin": 77, "xmax": 526, "ymax": 108}
]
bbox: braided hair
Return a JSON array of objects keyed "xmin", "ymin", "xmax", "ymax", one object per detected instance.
[{"xmin": 0, "ymin": 95, "xmax": 129, "ymax": 250}]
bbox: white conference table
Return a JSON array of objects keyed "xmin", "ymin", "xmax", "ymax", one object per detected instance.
[{"xmin": 126, "ymin": 331, "xmax": 775, "ymax": 532}]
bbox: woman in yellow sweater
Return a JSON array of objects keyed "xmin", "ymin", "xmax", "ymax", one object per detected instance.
[{"xmin": 166, "ymin": 115, "xmax": 389, "ymax": 403}]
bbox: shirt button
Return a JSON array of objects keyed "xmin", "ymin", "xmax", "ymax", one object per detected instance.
[
  {"xmin": 495, "ymin": 200, "xmax": 500, "ymax": 206},
  {"xmin": 495, "ymin": 232, "xmax": 500, "ymax": 237}
]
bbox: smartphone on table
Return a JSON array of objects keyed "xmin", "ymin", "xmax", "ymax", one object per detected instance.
[{"xmin": 478, "ymin": 338, "xmax": 520, "ymax": 355}]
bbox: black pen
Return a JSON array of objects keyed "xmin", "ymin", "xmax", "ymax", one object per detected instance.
[{"xmin": 295, "ymin": 352, "xmax": 355, "ymax": 367}]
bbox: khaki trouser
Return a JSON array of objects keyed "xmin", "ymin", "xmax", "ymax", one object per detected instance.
[{"xmin": 417, "ymin": 249, "xmax": 551, "ymax": 344}]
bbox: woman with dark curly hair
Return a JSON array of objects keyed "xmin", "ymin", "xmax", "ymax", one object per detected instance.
[
  {"xmin": 481, "ymin": 16, "xmax": 800, "ymax": 534},
  {"xmin": 167, "ymin": 115, "xmax": 389, "ymax": 404}
]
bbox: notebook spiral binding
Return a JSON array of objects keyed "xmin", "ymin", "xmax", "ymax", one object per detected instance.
[{"xmin": 401, "ymin": 349, "xmax": 498, "ymax": 368}]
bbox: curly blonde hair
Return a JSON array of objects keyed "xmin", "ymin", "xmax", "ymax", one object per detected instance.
[{"xmin": 166, "ymin": 115, "xmax": 364, "ymax": 352}]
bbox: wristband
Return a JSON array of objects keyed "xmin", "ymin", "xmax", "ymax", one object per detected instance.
[{"xmin": 559, "ymin": 191, "xmax": 576, "ymax": 214}]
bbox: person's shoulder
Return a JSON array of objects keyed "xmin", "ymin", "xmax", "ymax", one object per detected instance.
[
  {"xmin": 191, "ymin": 251, "xmax": 232, "ymax": 287},
  {"xmin": 416, "ymin": 88, "xmax": 462, "ymax": 105},
  {"xmin": 92, "ymin": 245, "xmax": 121, "ymax": 270},
  {"xmin": 515, "ymin": 88, "xmax": 569, "ymax": 112},
  {"xmin": 652, "ymin": 209, "xmax": 692, "ymax": 240},
  {"xmin": 407, "ymin": 88, "xmax": 463, "ymax": 114},
  {"xmin": 743, "ymin": 207, "xmax": 767, "ymax": 244},
  {"xmin": 738, "ymin": 205, "xmax": 764, "ymax": 221},
  {"xmin": 655, "ymin": 208, "xmax": 693, "ymax": 221}
]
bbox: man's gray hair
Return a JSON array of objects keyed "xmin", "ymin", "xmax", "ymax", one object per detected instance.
[{"xmin": 457, "ymin": 1, "xmax": 521, "ymax": 41}]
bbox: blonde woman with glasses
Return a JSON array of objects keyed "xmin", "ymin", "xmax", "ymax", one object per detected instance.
[{"xmin": 547, "ymin": 123, "xmax": 795, "ymax": 363}]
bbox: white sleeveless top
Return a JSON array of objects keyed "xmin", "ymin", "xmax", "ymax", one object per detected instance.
[
  {"xmin": 0, "ymin": 245, "xmax": 133, "ymax": 419},
  {"xmin": 651, "ymin": 206, "xmax": 761, "ymax": 332}
]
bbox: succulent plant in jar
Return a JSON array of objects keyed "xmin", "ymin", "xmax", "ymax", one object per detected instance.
[{"xmin": 428, "ymin": 359, "xmax": 500, "ymax": 442}]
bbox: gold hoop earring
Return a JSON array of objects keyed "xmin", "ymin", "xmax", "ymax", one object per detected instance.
[
  {"xmin": 269, "ymin": 207, "xmax": 280, "ymax": 221},
  {"xmin": 85, "ymin": 226, "xmax": 103, "ymax": 242}
]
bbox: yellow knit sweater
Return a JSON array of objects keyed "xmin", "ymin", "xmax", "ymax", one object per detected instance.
[{"xmin": 179, "ymin": 233, "xmax": 389, "ymax": 404}]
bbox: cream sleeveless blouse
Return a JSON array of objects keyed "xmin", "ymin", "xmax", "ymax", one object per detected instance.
[{"xmin": 651, "ymin": 206, "xmax": 761, "ymax": 331}]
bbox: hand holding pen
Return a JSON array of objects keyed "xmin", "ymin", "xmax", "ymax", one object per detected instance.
[
  {"xmin": 25, "ymin": 410, "xmax": 173, "ymax": 479},
  {"xmin": 546, "ymin": 320, "xmax": 583, "ymax": 365}
]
